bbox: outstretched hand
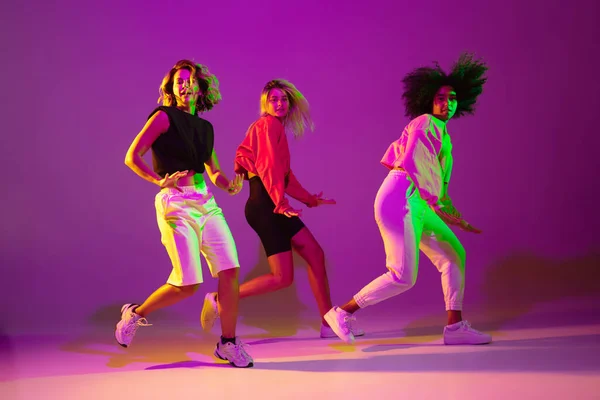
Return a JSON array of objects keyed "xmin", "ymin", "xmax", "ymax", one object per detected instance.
[
  {"xmin": 434, "ymin": 207, "xmax": 462, "ymax": 225},
  {"xmin": 159, "ymin": 170, "xmax": 189, "ymax": 192},
  {"xmin": 434, "ymin": 206, "xmax": 482, "ymax": 234},
  {"xmin": 442, "ymin": 203, "xmax": 461, "ymax": 218},
  {"xmin": 314, "ymin": 191, "xmax": 336, "ymax": 206},
  {"xmin": 227, "ymin": 174, "xmax": 244, "ymax": 195},
  {"xmin": 457, "ymin": 219, "xmax": 482, "ymax": 234},
  {"xmin": 440, "ymin": 196, "xmax": 461, "ymax": 218}
]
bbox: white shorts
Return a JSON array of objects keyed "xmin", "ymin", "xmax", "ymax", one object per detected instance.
[{"xmin": 154, "ymin": 182, "xmax": 240, "ymax": 287}]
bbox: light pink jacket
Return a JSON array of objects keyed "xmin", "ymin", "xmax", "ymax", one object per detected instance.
[{"xmin": 380, "ymin": 114, "xmax": 454, "ymax": 210}]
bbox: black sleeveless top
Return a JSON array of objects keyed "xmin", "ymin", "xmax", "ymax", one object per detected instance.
[{"xmin": 149, "ymin": 106, "xmax": 214, "ymax": 177}]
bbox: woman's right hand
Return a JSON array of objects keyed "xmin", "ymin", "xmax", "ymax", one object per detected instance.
[
  {"xmin": 434, "ymin": 206, "xmax": 462, "ymax": 226},
  {"xmin": 313, "ymin": 191, "xmax": 336, "ymax": 206},
  {"xmin": 434, "ymin": 206, "xmax": 482, "ymax": 234},
  {"xmin": 281, "ymin": 206, "xmax": 302, "ymax": 218},
  {"xmin": 457, "ymin": 219, "xmax": 482, "ymax": 234},
  {"xmin": 158, "ymin": 171, "xmax": 189, "ymax": 192}
]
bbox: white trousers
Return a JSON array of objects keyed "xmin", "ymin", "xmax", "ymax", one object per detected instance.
[{"xmin": 354, "ymin": 170, "xmax": 466, "ymax": 311}]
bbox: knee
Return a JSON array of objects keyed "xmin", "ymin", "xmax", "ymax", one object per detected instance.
[
  {"xmin": 274, "ymin": 273, "xmax": 294, "ymax": 289},
  {"xmin": 292, "ymin": 234, "xmax": 325, "ymax": 261},
  {"xmin": 409, "ymin": 275, "xmax": 417, "ymax": 288},
  {"xmin": 180, "ymin": 284, "xmax": 201, "ymax": 296},
  {"xmin": 218, "ymin": 267, "xmax": 239, "ymax": 281},
  {"xmin": 302, "ymin": 242, "xmax": 325, "ymax": 263},
  {"xmin": 388, "ymin": 267, "xmax": 417, "ymax": 289}
]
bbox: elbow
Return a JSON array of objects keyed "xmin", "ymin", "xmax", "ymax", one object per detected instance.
[
  {"xmin": 124, "ymin": 153, "xmax": 135, "ymax": 167},
  {"xmin": 402, "ymin": 158, "xmax": 416, "ymax": 172},
  {"xmin": 212, "ymin": 171, "xmax": 225, "ymax": 186}
]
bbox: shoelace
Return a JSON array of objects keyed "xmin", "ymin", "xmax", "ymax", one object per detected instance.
[
  {"xmin": 348, "ymin": 319, "xmax": 363, "ymax": 334},
  {"xmin": 234, "ymin": 342, "xmax": 252, "ymax": 359},
  {"xmin": 460, "ymin": 321, "xmax": 485, "ymax": 335},
  {"xmin": 459, "ymin": 320, "xmax": 483, "ymax": 334},
  {"xmin": 125, "ymin": 318, "xmax": 152, "ymax": 337},
  {"xmin": 343, "ymin": 315, "xmax": 357, "ymax": 334},
  {"xmin": 223, "ymin": 341, "xmax": 252, "ymax": 362}
]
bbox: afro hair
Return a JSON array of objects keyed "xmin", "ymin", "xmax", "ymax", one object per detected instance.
[{"xmin": 401, "ymin": 53, "xmax": 488, "ymax": 119}]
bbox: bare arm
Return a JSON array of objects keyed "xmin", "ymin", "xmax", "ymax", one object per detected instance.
[
  {"xmin": 204, "ymin": 149, "xmax": 232, "ymax": 191},
  {"xmin": 124, "ymin": 110, "xmax": 170, "ymax": 186},
  {"xmin": 285, "ymin": 170, "xmax": 318, "ymax": 207}
]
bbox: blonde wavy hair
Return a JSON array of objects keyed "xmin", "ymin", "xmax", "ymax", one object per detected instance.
[
  {"xmin": 260, "ymin": 79, "xmax": 314, "ymax": 138},
  {"xmin": 158, "ymin": 59, "xmax": 222, "ymax": 114}
]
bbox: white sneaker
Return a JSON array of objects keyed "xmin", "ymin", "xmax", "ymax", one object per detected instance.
[
  {"xmin": 324, "ymin": 307, "xmax": 356, "ymax": 344},
  {"xmin": 320, "ymin": 320, "xmax": 365, "ymax": 338},
  {"xmin": 200, "ymin": 292, "xmax": 219, "ymax": 332},
  {"xmin": 443, "ymin": 320, "xmax": 492, "ymax": 345},
  {"xmin": 214, "ymin": 338, "xmax": 254, "ymax": 368},
  {"xmin": 115, "ymin": 304, "xmax": 152, "ymax": 348}
]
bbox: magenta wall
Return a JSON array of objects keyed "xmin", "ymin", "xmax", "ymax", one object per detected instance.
[{"xmin": 2, "ymin": 0, "xmax": 599, "ymax": 333}]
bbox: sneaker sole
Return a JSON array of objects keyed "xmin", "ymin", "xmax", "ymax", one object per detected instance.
[
  {"xmin": 115, "ymin": 303, "xmax": 137, "ymax": 348},
  {"xmin": 200, "ymin": 295, "xmax": 218, "ymax": 332},
  {"xmin": 115, "ymin": 323, "xmax": 129, "ymax": 348},
  {"xmin": 444, "ymin": 338, "xmax": 492, "ymax": 345},
  {"xmin": 320, "ymin": 331, "xmax": 365, "ymax": 339}
]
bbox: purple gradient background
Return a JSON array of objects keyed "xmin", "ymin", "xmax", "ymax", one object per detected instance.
[{"xmin": 2, "ymin": 0, "xmax": 599, "ymax": 333}]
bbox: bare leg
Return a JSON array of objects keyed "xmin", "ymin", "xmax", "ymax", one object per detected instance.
[
  {"xmin": 339, "ymin": 298, "xmax": 361, "ymax": 314},
  {"xmin": 447, "ymin": 310, "xmax": 462, "ymax": 325},
  {"xmin": 134, "ymin": 283, "xmax": 200, "ymax": 317},
  {"xmin": 237, "ymin": 251, "xmax": 294, "ymax": 298},
  {"xmin": 291, "ymin": 227, "xmax": 333, "ymax": 326},
  {"xmin": 217, "ymin": 268, "xmax": 239, "ymax": 338}
]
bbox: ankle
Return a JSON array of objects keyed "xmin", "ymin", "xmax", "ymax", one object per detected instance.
[
  {"xmin": 447, "ymin": 310, "xmax": 462, "ymax": 325},
  {"xmin": 340, "ymin": 299, "xmax": 360, "ymax": 314},
  {"xmin": 132, "ymin": 306, "xmax": 145, "ymax": 318},
  {"xmin": 220, "ymin": 336, "xmax": 236, "ymax": 345},
  {"xmin": 340, "ymin": 306, "xmax": 355, "ymax": 315}
]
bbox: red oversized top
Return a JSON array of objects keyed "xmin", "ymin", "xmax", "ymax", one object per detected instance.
[{"xmin": 234, "ymin": 115, "xmax": 318, "ymax": 214}]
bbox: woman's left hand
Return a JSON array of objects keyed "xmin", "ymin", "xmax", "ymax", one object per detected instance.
[
  {"xmin": 440, "ymin": 197, "xmax": 462, "ymax": 218},
  {"xmin": 314, "ymin": 191, "xmax": 336, "ymax": 206},
  {"xmin": 443, "ymin": 203, "xmax": 461, "ymax": 218},
  {"xmin": 227, "ymin": 174, "xmax": 244, "ymax": 195}
]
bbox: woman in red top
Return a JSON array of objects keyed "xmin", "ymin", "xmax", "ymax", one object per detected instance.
[{"xmin": 201, "ymin": 79, "xmax": 362, "ymax": 338}]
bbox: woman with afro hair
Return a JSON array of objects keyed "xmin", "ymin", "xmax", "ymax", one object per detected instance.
[{"xmin": 324, "ymin": 53, "xmax": 492, "ymax": 345}]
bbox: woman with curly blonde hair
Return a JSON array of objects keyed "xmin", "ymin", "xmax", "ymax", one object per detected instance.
[
  {"xmin": 201, "ymin": 79, "xmax": 363, "ymax": 339},
  {"xmin": 325, "ymin": 53, "xmax": 493, "ymax": 346},
  {"xmin": 115, "ymin": 59, "xmax": 253, "ymax": 368}
]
